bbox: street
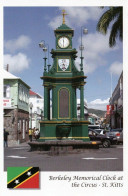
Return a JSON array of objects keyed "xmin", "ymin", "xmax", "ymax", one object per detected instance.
[{"xmin": 4, "ymin": 143, "xmax": 123, "ymax": 171}]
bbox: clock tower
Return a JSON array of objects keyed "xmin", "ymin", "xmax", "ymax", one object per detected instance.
[{"xmin": 39, "ymin": 10, "xmax": 89, "ymax": 142}]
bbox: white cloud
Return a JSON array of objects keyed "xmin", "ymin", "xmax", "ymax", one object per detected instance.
[
  {"xmin": 4, "ymin": 53, "xmax": 30, "ymax": 73},
  {"xmin": 49, "ymin": 7, "xmax": 103, "ymax": 29},
  {"xmin": 48, "ymin": 16, "xmax": 62, "ymax": 29},
  {"xmin": 87, "ymin": 98, "xmax": 109, "ymax": 111},
  {"xmin": 4, "ymin": 35, "xmax": 31, "ymax": 53},
  {"xmin": 109, "ymin": 61, "xmax": 123, "ymax": 75},
  {"xmin": 65, "ymin": 7, "xmax": 103, "ymax": 27},
  {"xmin": 76, "ymin": 32, "xmax": 118, "ymax": 74}
]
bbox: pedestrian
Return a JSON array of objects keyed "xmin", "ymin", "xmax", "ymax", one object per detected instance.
[
  {"xmin": 29, "ymin": 128, "xmax": 33, "ymax": 142},
  {"xmin": 34, "ymin": 129, "xmax": 39, "ymax": 140},
  {"xmin": 4, "ymin": 128, "xmax": 9, "ymax": 147},
  {"xmin": 33, "ymin": 127, "xmax": 36, "ymax": 132}
]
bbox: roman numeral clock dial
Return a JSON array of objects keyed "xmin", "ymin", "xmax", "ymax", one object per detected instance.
[{"xmin": 58, "ymin": 36, "xmax": 70, "ymax": 48}]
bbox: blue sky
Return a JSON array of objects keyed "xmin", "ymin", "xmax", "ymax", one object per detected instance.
[{"xmin": 4, "ymin": 7, "xmax": 123, "ymax": 110}]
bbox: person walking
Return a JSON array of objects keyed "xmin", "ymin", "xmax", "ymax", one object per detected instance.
[
  {"xmin": 29, "ymin": 128, "xmax": 33, "ymax": 142},
  {"xmin": 34, "ymin": 129, "xmax": 39, "ymax": 140},
  {"xmin": 4, "ymin": 128, "xmax": 9, "ymax": 147}
]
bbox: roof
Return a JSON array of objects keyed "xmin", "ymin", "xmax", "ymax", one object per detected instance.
[
  {"xmin": 2, "ymin": 69, "xmax": 30, "ymax": 89},
  {"xmin": 54, "ymin": 23, "xmax": 74, "ymax": 36},
  {"xmin": 2, "ymin": 69, "xmax": 19, "ymax": 79},
  {"xmin": 56, "ymin": 23, "xmax": 72, "ymax": 30},
  {"xmin": 29, "ymin": 90, "xmax": 42, "ymax": 99}
]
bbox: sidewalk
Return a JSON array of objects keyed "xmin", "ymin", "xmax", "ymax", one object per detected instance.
[
  {"xmin": 8, "ymin": 138, "xmax": 38, "ymax": 147},
  {"xmin": 8, "ymin": 141, "xmax": 30, "ymax": 148}
]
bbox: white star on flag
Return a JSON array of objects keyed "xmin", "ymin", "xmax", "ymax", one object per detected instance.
[
  {"xmin": 27, "ymin": 171, "xmax": 31, "ymax": 176},
  {"xmin": 14, "ymin": 179, "xmax": 19, "ymax": 184}
]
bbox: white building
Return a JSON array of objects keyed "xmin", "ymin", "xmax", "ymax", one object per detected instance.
[
  {"xmin": 29, "ymin": 90, "xmax": 44, "ymax": 129},
  {"xmin": 77, "ymin": 99, "xmax": 88, "ymax": 120}
]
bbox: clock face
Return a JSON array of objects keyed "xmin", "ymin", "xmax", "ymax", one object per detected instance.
[
  {"xmin": 58, "ymin": 37, "xmax": 70, "ymax": 48},
  {"xmin": 58, "ymin": 59, "xmax": 69, "ymax": 71}
]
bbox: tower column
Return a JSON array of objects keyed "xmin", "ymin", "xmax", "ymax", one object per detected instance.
[
  {"xmin": 48, "ymin": 88, "xmax": 50, "ymax": 120},
  {"xmin": 44, "ymin": 86, "xmax": 49, "ymax": 120},
  {"xmin": 80, "ymin": 85, "xmax": 84, "ymax": 120},
  {"xmin": 72, "ymin": 86, "xmax": 77, "ymax": 120},
  {"xmin": 52, "ymin": 86, "xmax": 56, "ymax": 120}
]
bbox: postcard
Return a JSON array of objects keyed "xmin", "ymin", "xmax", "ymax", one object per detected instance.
[{"xmin": 0, "ymin": 1, "xmax": 127, "ymax": 196}]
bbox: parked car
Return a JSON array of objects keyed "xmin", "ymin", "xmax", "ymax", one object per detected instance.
[
  {"xmin": 93, "ymin": 129, "xmax": 106, "ymax": 135},
  {"xmin": 106, "ymin": 128, "xmax": 123, "ymax": 144},
  {"xmin": 88, "ymin": 125, "xmax": 101, "ymax": 130},
  {"xmin": 88, "ymin": 129, "xmax": 117, "ymax": 148}
]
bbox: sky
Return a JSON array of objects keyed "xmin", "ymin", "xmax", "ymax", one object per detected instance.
[{"xmin": 4, "ymin": 7, "xmax": 123, "ymax": 111}]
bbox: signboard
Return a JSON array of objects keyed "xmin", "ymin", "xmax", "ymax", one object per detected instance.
[
  {"xmin": 3, "ymin": 98, "xmax": 11, "ymax": 108},
  {"xmin": 106, "ymin": 105, "xmax": 114, "ymax": 115}
]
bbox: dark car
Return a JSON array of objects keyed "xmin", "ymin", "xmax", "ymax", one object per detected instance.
[
  {"xmin": 93, "ymin": 129, "xmax": 106, "ymax": 135},
  {"xmin": 106, "ymin": 128, "xmax": 123, "ymax": 144},
  {"xmin": 88, "ymin": 129, "xmax": 117, "ymax": 148}
]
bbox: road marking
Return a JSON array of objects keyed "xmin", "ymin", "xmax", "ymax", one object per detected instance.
[
  {"xmin": 7, "ymin": 156, "xmax": 27, "ymax": 159},
  {"xmin": 12, "ymin": 147, "xmax": 28, "ymax": 150},
  {"xmin": 116, "ymin": 146, "xmax": 123, "ymax": 148},
  {"xmin": 82, "ymin": 157, "xmax": 118, "ymax": 160}
]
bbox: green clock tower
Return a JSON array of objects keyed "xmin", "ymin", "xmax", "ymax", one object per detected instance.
[{"xmin": 39, "ymin": 10, "xmax": 90, "ymax": 142}]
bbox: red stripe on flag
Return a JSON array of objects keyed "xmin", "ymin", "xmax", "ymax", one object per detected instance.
[{"xmin": 16, "ymin": 172, "xmax": 39, "ymax": 188}]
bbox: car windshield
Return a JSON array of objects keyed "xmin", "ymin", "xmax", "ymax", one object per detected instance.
[
  {"xmin": 93, "ymin": 130, "xmax": 100, "ymax": 135},
  {"xmin": 89, "ymin": 130, "xmax": 99, "ymax": 135},
  {"xmin": 94, "ymin": 129, "xmax": 101, "ymax": 133}
]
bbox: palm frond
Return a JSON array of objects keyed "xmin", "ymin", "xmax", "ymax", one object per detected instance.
[
  {"xmin": 97, "ymin": 6, "xmax": 123, "ymax": 47},
  {"xmin": 109, "ymin": 19, "xmax": 120, "ymax": 47}
]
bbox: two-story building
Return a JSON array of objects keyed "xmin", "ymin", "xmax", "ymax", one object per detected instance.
[
  {"xmin": 3, "ymin": 69, "xmax": 30, "ymax": 145},
  {"xmin": 109, "ymin": 71, "xmax": 123, "ymax": 128}
]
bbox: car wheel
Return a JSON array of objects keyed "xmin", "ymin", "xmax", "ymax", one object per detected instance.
[{"xmin": 102, "ymin": 140, "xmax": 111, "ymax": 148}]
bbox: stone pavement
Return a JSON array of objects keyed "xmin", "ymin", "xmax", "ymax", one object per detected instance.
[{"xmin": 8, "ymin": 140, "xmax": 31, "ymax": 148}]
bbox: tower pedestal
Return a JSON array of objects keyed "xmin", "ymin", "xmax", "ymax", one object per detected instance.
[{"xmin": 38, "ymin": 120, "xmax": 89, "ymax": 142}]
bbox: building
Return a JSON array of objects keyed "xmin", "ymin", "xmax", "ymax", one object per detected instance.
[
  {"xmin": 88, "ymin": 113, "xmax": 100, "ymax": 125},
  {"xmin": 77, "ymin": 99, "xmax": 88, "ymax": 120},
  {"xmin": 109, "ymin": 71, "xmax": 123, "ymax": 129},
  {"xmin": 29, "ymin": 90, "xmax": 43, "ymax": 129},
  {"xmin": 3, "ymin": 69, "xmax": 30, "ymax": 145}
]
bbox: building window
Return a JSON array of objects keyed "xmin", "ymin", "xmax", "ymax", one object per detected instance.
[
  {"xmin": 4, "ymin": 85, "xmax": 10, "ymax": 98},
  {"xmin": 26, "ymin": 120, "xmax": 28, "ymax": 131},
  {"xmin": 18, "ymin": 119, "xmax": 21, "ymax": 132},
  {"xmin": 18, "ymin": 85, "xmax": 21, "ymax": 100}
]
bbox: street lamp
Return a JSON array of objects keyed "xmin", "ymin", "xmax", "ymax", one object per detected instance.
[
  {"xmin": 29, "ymin": 102, "xmax": 33, "ymax": 129},
  {"xmin": 79, "ymin": 27, "xmax": 88, "ymax": 71},
  {"xmin": 114, "ymin": 100, "xmax": 118, "ymax": 128},
  {"xmin": 39, "ymin": 40, "xmax": 51, "ymax": 72}
]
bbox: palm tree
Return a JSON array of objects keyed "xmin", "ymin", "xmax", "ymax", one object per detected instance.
[{"xmin": 97, "ymin": 7, "xmax": 123, "ymax": 47}]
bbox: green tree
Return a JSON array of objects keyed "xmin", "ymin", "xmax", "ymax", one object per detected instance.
[{"xmin": 97, "ymin": 7, "xmax": 123, "ymax": 47}]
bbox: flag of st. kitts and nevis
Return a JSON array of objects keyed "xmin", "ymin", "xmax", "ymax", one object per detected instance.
[{"xmin": 7, "ymin": 167, "xmax": 39, "ymax": 189}]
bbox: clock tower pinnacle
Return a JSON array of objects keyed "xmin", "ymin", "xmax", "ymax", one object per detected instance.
[{"xmin": 61, "ymin": 9, "xmax": 68, "ymax": 24}]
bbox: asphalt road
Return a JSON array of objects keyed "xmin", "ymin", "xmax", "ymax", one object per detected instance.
[{"xmin": 4, "ymin": 143, "xmax": 123, "ymax": 171}]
